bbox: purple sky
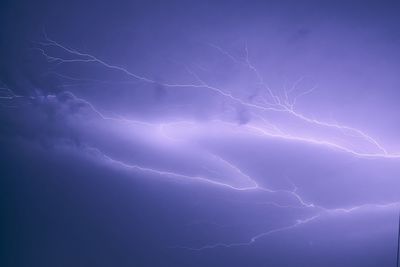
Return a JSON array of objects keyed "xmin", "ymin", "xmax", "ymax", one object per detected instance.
[{"xmin": 1, "ymin": 1, "xmax": 400, "ymax": 266}]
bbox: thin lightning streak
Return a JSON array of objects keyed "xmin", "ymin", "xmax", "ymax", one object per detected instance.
[
  {"xmin": 244, "ymin": 123, "xmax": 400, "ymax": 159},
  {"xmin": 34, "ymin": 38, "xmax": 285, "ymax": 112},
  {"xmin": 208, "ymin": 44, "xmax": 391, "ymax": 155},
  {"xmin": 175, "ymin": 202, "xmax": 400, "ymax": 250},
  {"xmin": 325, "ymin": 202, "xmax": 400, "ymax": 214},
  {"xmin": 87, "ymin": 144, "xmax": 315, "ymax": 208},
  {"xmin": 34, "ymin": 36, "xmax": 395, "ymax": 157},
  {"xmin": 90, "ymin": 146, "xmax": 260, "ymax": 191},
  {"xmin": 207, "ymin": 43, "xmax": 241, "ymax": 64},
  {"xmin": 157, "ymin": 119, "xmax": 400, "ymax": 159},
  {"xmin": 207, "ymin": 154, "xmax": 315, "ymax": 207},
  {"xmin": 173, "ymin": 215, "xmax": 320, "ymax": 250}
]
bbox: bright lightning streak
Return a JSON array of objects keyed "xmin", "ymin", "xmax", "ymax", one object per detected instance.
[
  {"xmin": 33, "ymin": 35, "xmax": 398, "ymax": 159},
  {"xmin": 88, "ymin": 145, "xmax": 316, "ymax": 209},
  {"xmin": 1, "ymin": 36, "xmax": 399, "ymax": 251}
]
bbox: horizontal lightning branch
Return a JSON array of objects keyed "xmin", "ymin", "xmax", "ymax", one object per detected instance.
[
  {"xmin": 32, "ymin": 36, "xmax": 400, "ymax": 159},
  {"xmin": 1, "ymin": 35, "xmax": 399, "ymax": 251}
]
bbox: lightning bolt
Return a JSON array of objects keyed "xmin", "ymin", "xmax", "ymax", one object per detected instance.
[
  {"xmin": 1, "ymin": 35, "xmax": 399, "ymax": 251},
  {"xmin": 32, "ymin": 35, "xmax": 399, "ymax": 159},
  {"xmin": 172, "ymin": 215, "xmax": 321, "ymax": 250}
]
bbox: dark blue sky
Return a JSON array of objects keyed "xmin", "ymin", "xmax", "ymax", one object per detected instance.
[{"xmin": 2, "ymin": 1, "xmax": 400, "ymax": 266}]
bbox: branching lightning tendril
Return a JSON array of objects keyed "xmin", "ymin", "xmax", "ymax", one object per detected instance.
[{"xmin": 2, "ymin": 35, "xmax": 399, "ymax": 250}]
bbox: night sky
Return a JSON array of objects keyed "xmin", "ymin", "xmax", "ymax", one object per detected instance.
[{"xmin": 1, "ymin": 1, "xmax": 400, "ymax": 266}]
